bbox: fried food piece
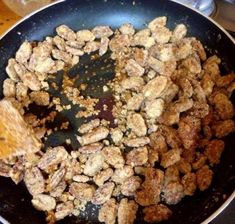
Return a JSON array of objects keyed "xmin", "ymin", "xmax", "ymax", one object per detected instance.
[
  {"xmin": 69, "ymin": 182, "xmax": 95, "ymax": 201},
  {"xmin": 126, "ymin": 147, "xmax": 148, "ymax": 167},
  {"xmin": 94, "ymin": 168, "xmax": 113, "ymax": 186},
  {"xmin": 24, "ymin": 167, "xmax": 45, "ymax": 195},
  {"xmin": 213, "ymin": 93, "xmax": 234, "ymax": 120},
  {"xmin": 127, "ymin": 113, "xmax": 147, "ymax": 137},
  {"xmin": 211, "ymin": 120, "xmax": 235, "ymax": 138},
  {"xmin": 102, "ymin": 146, "xmax": 124, "ymax": 169},
  {"xmin": 37, "ymin": 146, "xmax": 68, "ymax": 170},
  {"xmin": 99, "ymin": 198, "xmax": 118, "ymax": 224},
  {"xmin": 55, "ymin": 201, "xmax": 74, "ymax": 221},
  {"xmin": 3, "ymin": 78, "xmax": 16, "ymax": 98},
  {"xmin": 32, "ymin": 194, "xmax": 56, "ymax": 211},
  {"xmin": 83, "ymin": 152, "xmax": 104, "ymax": 176},
  {"xmin": 205, "ymin": 139, "xmax": 224, "ymax": 165},
  {"xmin": 91, "ymin": 182, "xmax": 115, "ymax": 205},
  {"xmin": 121, "ymin": 176, "xmax": 142, "ymax": 196},
  {"xmin": 182, "ymin": 173, "xmax": 197, "ymax": 196},
  {"xmin": 160, "ymin": 149, "xmax": 181, "ymax": 168},
  {"xmin": 143, "ymin": 204, "xmax": 172, "ymax": 223},
  {"xmin": 135, "ymin": 168, "xmax": 164, "ymax": 206},
  {"xmin": 112, "ymin": 166, "xmax": 134, "ymax": 184},
  {"xmin": 118, "ymin": 199, "xmax": 138, "ymax": 224},
  {"xmin": 77, "ymin": 127, "xmax": 109, "ymax": 146},
  {"xmin": 162, "ymin": 181, "xmax": 184, "ymax": 205},
  {"xmin": 196, "ymin": 165, "xmax": 213, "ymax": 191}
]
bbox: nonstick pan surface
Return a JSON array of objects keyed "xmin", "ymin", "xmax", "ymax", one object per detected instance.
[{"xmin": 0, "ymin": 0, "xmax": 234, "ymax": 223}]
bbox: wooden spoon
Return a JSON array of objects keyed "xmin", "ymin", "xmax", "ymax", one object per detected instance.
[{"xmin": 0, "ymin": 99, "xmax": 42, "ymax": 159}]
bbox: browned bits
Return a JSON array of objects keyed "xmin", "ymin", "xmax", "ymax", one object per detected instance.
[
  {"xmin": 216, "ymin": 74, "xmax": 235, "ymax": 87},
  {"xmin": 30, "ymin": 91, "xmax": 50, "ymax": 106},
  {"xmin": 1, "ymin": 15, "xmax": 235, "ymax": 224},
  {"xmin": 192, "ymin": 154, "xmax": 207, "ymax": 170},
  {"xmin": 133, "ymin": 48, "xmax": 148, "ymax": 66},
  {"xmin": 176, "ymin": 158, "xmax": 192, "ymax": 174},
  {"xmin": 109, "ymin": 34, "xmax": 131, "ymax": 52},
  {"xmin": 149, "ymin": 132, "xmax": 168, "ymax": 154}
]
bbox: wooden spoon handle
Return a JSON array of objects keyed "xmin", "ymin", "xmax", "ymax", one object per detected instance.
[{"xmin": 0, "ymin": 99, "xmax": 42, "ymax": 159}]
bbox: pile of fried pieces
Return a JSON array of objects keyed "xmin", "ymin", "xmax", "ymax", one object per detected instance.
[{"xmin": 0, "ymin": 16, "xmax": 234, "ymax": 223}]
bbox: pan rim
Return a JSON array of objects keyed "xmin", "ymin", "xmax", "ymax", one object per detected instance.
[
  {"xmin": 0, "ymin": 0, "xmax": 234, "ymax": 223},
  {"xmin": 170, "ymin": 0, "xmax": 235, "ymax": 45},
  {"xmin": 0, "ymin": 0, "xmax": 235, "ymax": 45},
  {"xmin": 201, "ymin": 190, "xmax": 235, "ymax": 224}
]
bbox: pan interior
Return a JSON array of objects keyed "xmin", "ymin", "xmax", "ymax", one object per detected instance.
[{"xmin": 0, "ymin": 0, "xmax": 234, "ymax": 224}]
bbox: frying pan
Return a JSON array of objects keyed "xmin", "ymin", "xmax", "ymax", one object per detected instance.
[{"xmin": 0, "ymin": 0, "xmax": 235, "ymax": 223}]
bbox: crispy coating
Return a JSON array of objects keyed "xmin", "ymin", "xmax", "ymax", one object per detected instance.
[{"xmin": 2, "ymin": 16, "xmax": 235, "ymax": 224}]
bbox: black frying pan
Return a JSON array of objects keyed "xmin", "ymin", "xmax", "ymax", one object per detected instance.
[{"xmin": 0, "ymin": 0, "xmax": 235, "ymax": 223}]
